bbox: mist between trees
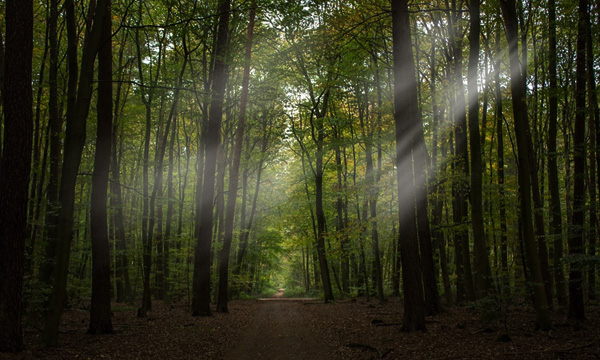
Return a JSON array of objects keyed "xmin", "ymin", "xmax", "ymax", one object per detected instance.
[{"xmin": 1, "ymin": 0, "xmax": 598, "ymax": 352}]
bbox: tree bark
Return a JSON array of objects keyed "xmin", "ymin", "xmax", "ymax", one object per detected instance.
[
  {"xmin": 392, "ymin": 0, "xmax": 426, "ymax": 332},
  {"xmin": 39, "ymin": 0, "xmax": 65, "ymax": 292},
  {"xmin": 88, "ymin": 2, "xmax": 114, "ymax": 334},
  {"xmin": 568, "ymin": 0, "xmax": 587, "ymax": 320},
  {"xmin": 547, "ymin": 0, "xmax": 566, "ymax": 309},
  {"xmin": 468, "ymin": 0, "xmax": 493, "ymax": 298},
  {"xmin": 0, "ymin": 0, "xmax": 33, "ymax": 351},
  {"xmin": 111, "ymin": 30, "xmax": 132, "ymax": 304},
  {"xmin": 43, "ymin": 0, "xmax": 109, "ymax": 345},
  {"xmin": 217, "ymin": 5, "xmax": 255, "ymax": 313},
  {"xmin": 587, "ymin": 6, "xmax": 599, "ymax": 301},
  {"xmin": 192, "ymin": 0, "xmax": 231, "ymax": 316},
  {"xmin": 499, "ymin": 0, "xmax": 551, "ymax": 330},
  {"xmin": 429, "ymin": 35, "xmax": 452, "ymax": 306},
  {"xmin": 494, "ymin": 30, "xmax": 510, "ymax": 297}
]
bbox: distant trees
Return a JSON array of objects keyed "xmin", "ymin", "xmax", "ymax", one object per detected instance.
[{"xmin": 3, "ymin": 0, "xmax": 600, "ymax": 350}]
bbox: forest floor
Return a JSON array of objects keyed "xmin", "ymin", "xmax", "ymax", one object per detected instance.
[{"xmin": 2, "ymin": 294, "xmax": 600, "ymax": 359}]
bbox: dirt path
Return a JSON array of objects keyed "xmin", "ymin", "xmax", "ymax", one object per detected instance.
[{"xmin": 225, "ymin": 292, "xmax": 337, "ymax": 360}]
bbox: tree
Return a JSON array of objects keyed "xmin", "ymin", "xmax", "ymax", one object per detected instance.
[
  {"xmin": 43, "ymin": 0, "xmax": 109, "ymax": 345},
  {"xmin": 568, "ymin": 0, "xmax": 587, "ymax": 320},
  {"xmin": 0, "ymin": 0, "xmax": 33, "ymax": 352},
  {"xmin": 547, "ymin": 0, "xmax": 566, "ymax": 309},
  {"xmin": 467, "ymin": 0, "xmax": 493, "ymax": 297},
  {"xmin": 217, "ymin": 4, "xmax": 256, "ymax": 313},
  {"xmin": 392, "ymin": 0, "xmax": 426, "ymax": 332},
  {"xmin": 192, "ymin": 0, "xmax": 231, "ymax": 316},
  {"xmin": 499, "ymin": 0, "xmax": 551, "ymax": 330},
  {"xmin": 88, "ymin": 0, "xmax": 114, "ymax": 334}
]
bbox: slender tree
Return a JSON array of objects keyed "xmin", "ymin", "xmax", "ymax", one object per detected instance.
[
  {"xmin": 88, "ymin": 1, "xmax": 114, "ymax": 334},
  {"xmin": 499, "ymin": 0, "xmax": 551, "ymax": 330},
  {"xmin": 547, "ymin": 0, "xmax": 566, "ymax": 309},
  {"xmin": 586, "ymin": 2, "xmax": 599, "ymax": 301},
  {"xmin": 392, "ymin": 0, "xmax": 426, "ymax": 332},
  {"xmin": 467, "ymin": 0, "xmax": 493, "ymax": 297},
  {"xmin": 0, "ymin": 0, "xmax": 33, "ymax": 351},
  {"xmin": 192, "ymin": 0, "xmax": 231, "ymax": 316},
  {"xmin": 494, "ymin": 30, "xmax": 510, "ymax": 297},
  {"xmin": 568, "ymin": 0, "xmax": 587, "ymax": 320},
  {"xmin": 43, "ymin": 0, "xmax": 110, "ymax": 345},
  {"xmin": 217, "ymin": 4, "xmax": 256, "ymax": 313}
]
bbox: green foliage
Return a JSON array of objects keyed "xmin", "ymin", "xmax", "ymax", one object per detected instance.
[{"xmin": 18, "ymin": 0, "xmax": 600, "ymax": 326}]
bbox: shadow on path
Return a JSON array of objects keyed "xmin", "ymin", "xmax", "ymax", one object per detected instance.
[{"xmin": 225, "ymin": 290, "xmax": 335, "ymax": 360}]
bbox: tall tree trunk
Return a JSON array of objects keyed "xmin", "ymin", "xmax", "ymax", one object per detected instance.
[
  {"xmin": 468, "ymin": 0, "xmax": 493, "ymax": 297},
  {"xmin": 587, "ymin": 7, "xmax": 599, "ymax": 301},
  {"xmin": 111, "ymin": 31, "xmax": 132, "ymax": 304},
  {"xmin": 335, "ymin": 127, "xmax": 349, "ymax": 295},
  {"xmin": 0, "ymin": 0, "xmax": 33, "ymax": 351},
  {"xmin": 217, "ymin": 5, "xmax": 255, "ymax": 313},
  {"xmin": 135, "ymin": 7, "xmax": 153, "ymax": 317},
  {"xmin": 43, "ymin": 0, "xmax": 109, "ymax": 345},
  {"xmin": 494, "ymin": 30, "xmax": 510, "ymax": 297},
  {"xmin": 25, "ymin": 3, "xmax": 50, "ymax": 276},
  {"xmin": 415, "ymin": 139, "xmax": 439, "ymax": 315},
  {"xmin": 500, "ymin": 0, "xmax": 551, "ymax": 330},
  {"xmin": 39, "ymin": 0, "xmax": 65, "ymax": 291},
  {"xmin": 164, "ymin": 112, "xmax": 177, "ymax": 303},
  {"xmin": 569, "ymin": 0, "xmax": 587, "ymax": 320},
  {"xmin": 392, "ymin": 0, "xmax": 426, "ymax": 332},
  {"xmin": 448, "ymin": 0, "xmax": 476, "ymax": 302},
  {"xmin": 429, "ymin": 36, "xmax": 452, "ymax": 306},
  {"xmin": 547, "ymin": 0, "xmax": 565, "ymax": 308},
  {"xmin": 315, "ymin": 111, "xmax": 335, "ymax": 303},
  {"xmin": 365, "ymin": 129, "xmax": 385, "ymax": 304},
  {"xmin": 192, "ymin": 0, "xmax": 231, "ymax": 316},
  {"xmin": 88, "ymin": 2, "xmax": 114, "ymax": 334}
]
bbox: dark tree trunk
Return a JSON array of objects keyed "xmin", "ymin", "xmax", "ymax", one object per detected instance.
[
  {"xmin": 429, "ymin": 37, "xmax": 451, "ymax": 306},
  {"xmin": 587, "ymin": 7, "xmax": 599, "ymax": 301},
  {"xmin": 235, "ymin": 143, "xmax": 265, "ymax": 270},
  {"xmin": 217, "ymin": 5, "xmax": 255, "ymax": 313},
  {"xmin": 365, "ymin": 131, "xmax": 385, "ymax": 304},
  {"xmin": 414, "ymin": 142, "xmax": 439, "ymax": 315},
  {"xmin": 500, "ymin": 0, "xmax": 551, "ymax": 330},
  {"xmin": 111, "ymin": 31, "xmax": 132, "ymax": 304},
  {"xmin": 547, "ymin": 0, "xmax": 566, "ymax": 309},
  {"xmin": 26, "ymin": 0, "xmax": 49, "ymax": 277},
  {"xmin": 494, "ymin": 30, "xmax": 510, "ymax": 297},
  {"xmin": 392, "ymin": 0, "xmax": 426, "ymax": 332},
  {"xmin": 449, "ymin": 0, "xmax": 475, "ymax": 302},
  {"xmin": 315, "ymin": 128, "xmax": 335, "ymax": 302},
  {"xmin": 88, "ymin": 2, "xmax": 114, "ymax": 334},
  {"xmin": 568, "ymin": 0, "xmax": 587, "ymax": 320},
  {"xmin": 164, "ymin": 110, "xmax": 177, "ymax": 303},
  {"xmin": 192, "ymin": 0, "xmax": 230, "ymax": 316},
  {"xmin": 0, "ymin": 0, "xmax": 33, "ymax": 351},
  {"xmin": 135, "ymin": 5, "xmax": 153, "ymax": 317},
  {"xmin": 40, "ymin": 0, "xmax": 65, "ymax": 291},
  {"xmin": 468, "ymin": 0, "xmax": 493, "ymax": 298},
  {"xmin": 43, "ymin": 0, "xmax": 109, "ymax": 345},
  {"xmin": 335, "ymin": 128, "xmax": 349, "ymax": 295}
]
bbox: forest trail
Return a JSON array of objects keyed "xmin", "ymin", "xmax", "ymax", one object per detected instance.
[{"xmin": 225, "ymin": 291, "xmax": 336, "ymax": 360}]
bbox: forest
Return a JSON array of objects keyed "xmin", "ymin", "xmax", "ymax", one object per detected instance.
[{"xmin": 1, "ymin": 0, "xmax": 600, "ymax": 358}]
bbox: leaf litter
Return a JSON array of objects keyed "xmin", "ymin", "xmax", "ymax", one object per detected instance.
[{"xmin": 2, "ymin": 298, "xmax": 598, "ymax": 359}]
